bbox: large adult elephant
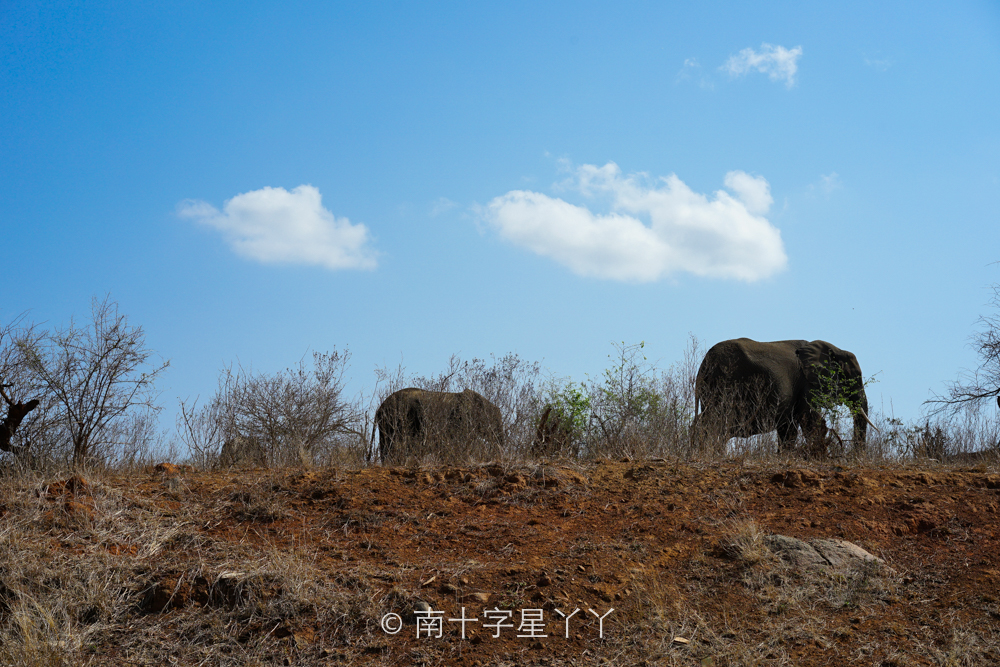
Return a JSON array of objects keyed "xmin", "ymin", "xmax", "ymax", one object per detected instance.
[
  {"xmin": 372, "ymin": 388, "xmax": 504, "ymax": 464},
  {"xmin": 691, "ymin": 338, "xmax": 875, "ymax": 455}
]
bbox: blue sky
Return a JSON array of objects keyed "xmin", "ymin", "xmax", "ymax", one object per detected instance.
[{"xmin": 2, "ymin": 1, "xmax": 999, "ymax": 429}]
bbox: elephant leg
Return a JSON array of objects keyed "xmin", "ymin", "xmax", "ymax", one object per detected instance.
[
  {"xmin": 691, "ymin": 412, "xmax": 713, "ymax": 454},
  {"xmin": 691, "ymin": 409, "xmax": 727, "ymax": 455},
  {"xmin": 379, "ymin": 430, "xmax": 391, "ymax": 463},
  {"xmin": 690, "ymin": 413, "xmax": 703, "ymax": 452},
  {"xmin": 798, "ymin": 410, "xmax": 829, "ymax": 458}
]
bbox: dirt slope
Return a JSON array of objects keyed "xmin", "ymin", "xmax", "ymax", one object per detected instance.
[{"xmin": 4, "ymin": 459, "xmax": 1000, "ymax": 665}]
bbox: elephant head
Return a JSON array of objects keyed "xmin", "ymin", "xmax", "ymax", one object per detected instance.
[
  {"xmin": 373, "ymin": 388, "xmax": 504, "ymax": 464},
  {"xmin": 795, "ymin": 340, "xmax": 872, "ymax": 448},
  {"xmin": 692, "ymin": 338, "xmax": 873, "ymax": 456}
]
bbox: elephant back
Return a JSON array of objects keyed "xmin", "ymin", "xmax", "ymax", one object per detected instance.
[
  {"xmin": 374, "ymin": 387, "xmax": 504, "ymax": 463},
  {"xmin": 695, "ymin": 338, "xmax": 808, "ymax": 418}
]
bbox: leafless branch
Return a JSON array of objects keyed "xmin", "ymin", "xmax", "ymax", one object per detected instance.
[{"xmin": 928, "ymin": 282, "xmax": 1000, "ymax": 414}]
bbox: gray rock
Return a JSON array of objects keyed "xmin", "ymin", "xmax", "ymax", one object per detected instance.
[
  {"xmin": 765, "ymin": 535, "xmax": 828, "ymax": 568},
  {"xmin": 765, "ymin": 535, "xmax": 884, "ymax": 570},
  {"xmin": 811, "ymin": 538, "xmax": 884, "ymax": 568}
]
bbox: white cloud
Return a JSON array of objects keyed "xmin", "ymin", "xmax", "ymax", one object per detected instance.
[
  {"xmin": 484, "ymin": 162, "xmax": 787, "ymax": 282},
  {"xmin": 178, "ymin": 185, "xmax": 377, "ymax": 270},
  {"xmin": 805, "ymin": 172, "xmax": 842, "ymax": 197},
  {"xmin": 723, "ymin": 171, "xmax": 772, "ymax": 214},
  {"xmin": 722, "ymin": 43, "xmax": 803, "ymax": 88},
  {"xmin": 819, "ymin": 172, "xmax": 841, "ymax": 194},
  {"xmin": 863, "ymin": 55, "xmax": 892, "ymax": 72},
  {"xmin": 676, "ymin": 57, "xmax": 715, "ymax": 90},
  {"xmin": 430, "ymin": 197, "xmax": 459, "ymax": 216},
  {"xmin": 677, "ymin": 57, "xmax": 700, "ymax": 82}
]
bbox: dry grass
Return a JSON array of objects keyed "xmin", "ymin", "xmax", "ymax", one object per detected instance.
[
  {"xmin": 592, "ymin": 514, "xmax": 929, "ymax": 667},
  {"xmin": 1, "ymin": 444, "xmax": 999, "ymax": 665},
  {"xmin": 0, "ymin": 468, "xmax": 384, "ymax": 666}
]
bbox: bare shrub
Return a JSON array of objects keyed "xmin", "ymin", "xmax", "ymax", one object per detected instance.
[
  {"xmin": 100, "ymin": 408, "xmax": 171, "ymax": 471},
  {"xmin": 531, "ymin": 405, "xmax": 578, "ymax": 457},
  {"xmin": 179, "ymin": 349, "xmax": 364, "ymax": 468},
  {"xmin": 937, "ymin": 400, "xmax": 1000, "ymax": 461},
  {"xmin": 585, "ymin": 341, "xmax": 664, "ymax": 457},
  {"xmin": 1, "ymin": 298, "xmax": 168, "ymax": 470},
  {"xmin": 175, "ymin": 394, "xmax": 227, "ymax": 470},
  {"xmin": 217, "ymin": 434, "xmax": 267, "ymax": 468},
  {"xmin": 931, "ymin": 279, "xmax": 1000, "ymax": 411}
]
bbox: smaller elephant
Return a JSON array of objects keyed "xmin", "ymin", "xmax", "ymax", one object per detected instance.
[
  {"xmin": 691, "ymin": 338, "xmax": 876, "ymax": 456},
  {"xmin": 217, "ymin": 435, "xmax": 267, "ymax": 468},
  {"xmin": 372, "ymin": 388, "xmax": 504, "ymax": 464}
]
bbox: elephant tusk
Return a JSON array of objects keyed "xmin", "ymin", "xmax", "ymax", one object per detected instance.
[{"xmin": 858, "ymin": 407, "xmax": 879, "ymax": 434}]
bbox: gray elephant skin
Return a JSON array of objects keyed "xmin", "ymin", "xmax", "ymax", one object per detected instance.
[
  {"xmin": 217, "ymin": 435, "xmax": 267, "ymax": 468},
  {"xmin": 692, "ymin": 338, "xmax": 873, "ymax": 454},
  {"xmin": 372, "ymin": 388, "xmax": 504, "ymax": 464}
]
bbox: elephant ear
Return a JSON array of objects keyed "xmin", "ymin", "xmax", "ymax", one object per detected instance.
[
  {"xmin": 796, "ymin": 340, "xmax": 864, "ymax": 409},
  {"xmin": 795, "ymin": 341, "xmax": 834, "ymax": 406}
]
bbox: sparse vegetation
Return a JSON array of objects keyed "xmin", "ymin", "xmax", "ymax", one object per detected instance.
[{"xmin": 3, "ymin": 300, "xmax": 1000, "ymax": 664}]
